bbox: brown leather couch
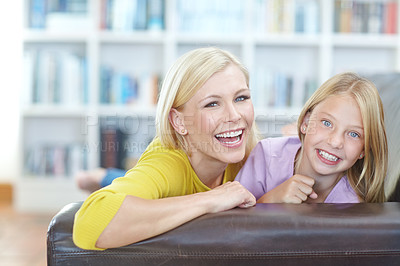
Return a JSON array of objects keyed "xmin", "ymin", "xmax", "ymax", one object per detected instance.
[{"xmin": 47, "ymin": 201, "xmax": 400, "ymax": 265}]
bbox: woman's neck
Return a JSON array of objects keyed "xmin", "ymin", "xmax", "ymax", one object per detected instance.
[{"xmin": 187, "ymin": 153, "xmax": 227, "ymax": 189}]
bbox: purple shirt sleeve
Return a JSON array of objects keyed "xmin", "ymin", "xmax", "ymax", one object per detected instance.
[{"xmin": 235, "ymin": 140, "xmax": 270, "ymax": 199}]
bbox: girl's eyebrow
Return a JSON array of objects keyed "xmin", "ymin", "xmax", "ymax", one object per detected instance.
[{"xmin": 320, "ymin": 111, "xmax": 364, "ymax": 131}]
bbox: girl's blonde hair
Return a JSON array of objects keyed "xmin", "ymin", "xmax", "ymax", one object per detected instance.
[
  {"xmin": 155, "ymin": 47, "xmax": 259, "ymax": 164},
  {"xmin": 296, "ymin": 72, "xmax": 387, "ymax": 203}
]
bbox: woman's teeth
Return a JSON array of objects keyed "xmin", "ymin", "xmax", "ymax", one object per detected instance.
[
  {"xmin": 319, "ymin": 150, "xmax": 338, "ymax": 161},
  {"xmin": 215, "ymin": 130, "xmax": 243, "ymax": 144},
  {"xmin": 215, "ymin": 130, "xmax": 242, "ymax": 138}
]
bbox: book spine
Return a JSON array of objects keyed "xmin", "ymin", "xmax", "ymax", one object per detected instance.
[{"xmin": 30, "ymin": 0, "xmax": 47, "ymax": 28}]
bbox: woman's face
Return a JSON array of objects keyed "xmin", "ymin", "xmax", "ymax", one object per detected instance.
[
  {"xmin": 300, "ymin": 94, "xmax": 365, "ymax": 179},
  {"xmin": 177, "ymin": 64, "xmax": 254, "ymax": 165}
]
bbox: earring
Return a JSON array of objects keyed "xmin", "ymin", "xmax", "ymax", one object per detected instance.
[
  {"xmin": 181, "ymin": 128, "xmax": 186, "ymax": 134},
  {"xmin": 359, "ymin": 154, "xmax": 364, "ymax": 159},
  {"xmin": 303, "ymin": 126, "xmax": 306, "ymax": 132}
]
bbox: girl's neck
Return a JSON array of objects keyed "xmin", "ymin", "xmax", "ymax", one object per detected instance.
[{"xmin": 294, "ymin": 150, "xmax": 343, "ymax": 202}]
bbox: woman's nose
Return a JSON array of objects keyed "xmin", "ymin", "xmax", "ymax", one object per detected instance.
[{"xmin": 225, "ymin": 103, "xmax": 241, "ymax": 122}]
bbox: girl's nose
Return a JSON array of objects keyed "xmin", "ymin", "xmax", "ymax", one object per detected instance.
[{"xmin": 327, "ymin": 130, "xmax": 344, "ymax": 149}]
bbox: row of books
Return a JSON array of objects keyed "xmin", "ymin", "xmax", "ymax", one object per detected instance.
[
  {"xmin": 254, "ymin": 0, "xmax": 320, "ymax": 34},
  {"xmin": 100, "ymin": 0, "xmax": 165, "ymax": 31},
  {"xmin": 25, "ymin": 143, "xmax": 87, "ymax": 177},
  {"xmin": 24, "ymin": 50, "xmax": 88, "ymax": 105},
  {"xmin": 29, "ymin": 0, "xmax": 88, "ymax": 29},
  {"xmin": 251, "ymin": 69, "xmax": 318, "ymax": 109},
  {"xmin": 334, "ymin": 0, "xmax": 398, "ymax": 34},
  {"xmin": 176, "ymin": 0, "xmax": 244, "ymax": 34},
  {"xmin": 100, "ymin": 65, "xmax": 160, "ymax": 105}
]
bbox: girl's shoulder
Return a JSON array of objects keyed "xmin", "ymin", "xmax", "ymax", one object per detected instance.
[{"xmin": 257, "ymin": 136, "xmax": 301, "ymax": 154}]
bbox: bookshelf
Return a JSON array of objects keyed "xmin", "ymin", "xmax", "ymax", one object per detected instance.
[{"xmin": 19, "ymin": 0, "xmax": 400, "ymax": 212}]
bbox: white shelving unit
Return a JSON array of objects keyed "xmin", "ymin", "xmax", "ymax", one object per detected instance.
[{"xmin": 19, "ymin": 0, "xmax": 400, "ymax": 212}]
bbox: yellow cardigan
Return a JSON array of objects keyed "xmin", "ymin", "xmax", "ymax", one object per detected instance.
[{"xmin": 73, "ymin": 138, "xmax": 240, "ymax": 250}]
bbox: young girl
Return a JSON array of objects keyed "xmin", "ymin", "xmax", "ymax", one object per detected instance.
[{"xmin": 235, "ymin": 72, "xmax": 387, "ymax": 203}]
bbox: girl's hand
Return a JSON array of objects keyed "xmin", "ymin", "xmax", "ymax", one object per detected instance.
[
  {"xmin": 257, "ymin": 174, "xmax": 318, "ymax": 204},
  {"xmin": 204, "ymin": 181, "xmax": 256, "ymax": 213}
]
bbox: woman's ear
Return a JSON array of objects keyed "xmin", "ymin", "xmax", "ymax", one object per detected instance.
[
  {"xmin": 169, "ymin": 108, "xmax": 187, "ymax": 135},
  {"xmin": 300, "ymin": 112, "xmax": 311, "ymax": 134}
]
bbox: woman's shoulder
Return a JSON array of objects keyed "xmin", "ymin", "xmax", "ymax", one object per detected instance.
[{"xmin": 138, "ymin": 137, "xmax": 189, "ymax": 165}]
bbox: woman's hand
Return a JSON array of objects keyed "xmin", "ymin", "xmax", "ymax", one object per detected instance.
[
  {"xmin": 204, "ymin": 181, "xmax": 256, "ymax": 213},
  {"xmin": 257, "ymin": 174, "xmax": 318, "ymax": 204}
]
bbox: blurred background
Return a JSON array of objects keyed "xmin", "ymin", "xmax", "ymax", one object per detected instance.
[
  {"xmin": 5, "ymin": 0, "xmax": 400, "ymax": 210},
  {"xmin": 1, "ymin": 0, "xmax": 400, "ymax": 264},
  {"xmin": 4, "ymin": 0, "xmax": 400, "ymax": 212}
]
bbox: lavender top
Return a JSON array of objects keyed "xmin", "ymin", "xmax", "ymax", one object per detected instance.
[{"xmin": 235, "ymin": 136, "xmax": 359, "ymax": 203}]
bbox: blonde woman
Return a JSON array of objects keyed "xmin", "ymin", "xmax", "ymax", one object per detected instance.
[
  {"xmin": 236, "ymin": 72, "xmax": 387, "ymax": 203},
  {"xmin": 73, "ymin": 47, "xmax": 259, "ymax": 250}
]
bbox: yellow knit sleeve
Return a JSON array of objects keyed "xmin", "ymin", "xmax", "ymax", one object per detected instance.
[{"xmin": 72, "ymin": 139, "xmax": 190, "ymax": 250}]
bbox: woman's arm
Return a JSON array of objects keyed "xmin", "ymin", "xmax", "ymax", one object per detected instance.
[{"xmin": 96, "ymin": 181, "xmax": 255, "ymax": 249}]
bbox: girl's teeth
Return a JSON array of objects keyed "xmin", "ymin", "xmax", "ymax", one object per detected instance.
[{"xmin": 319, "ymin": 150, "xmax": 338, "ymax": 161}]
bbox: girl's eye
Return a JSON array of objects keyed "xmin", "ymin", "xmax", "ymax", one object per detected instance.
[
  {"xmin": 235, "ymin": 95, "xmax": 250, "ymax": 103},
  {"xmin": 349, "ymin": 131, "xmax": 360, "ymax": 138},
  {"xmin": 205, "ymin": 101, "xmax": 218, "ymax": 108},
  {"xmin": 322, "ymin": 120, "xmax": 332, "ymax": 127}
]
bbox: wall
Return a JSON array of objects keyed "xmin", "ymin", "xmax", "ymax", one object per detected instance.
[{"xmin": 0, "ymin": 2, "xmax": 22, "ymax": 183}]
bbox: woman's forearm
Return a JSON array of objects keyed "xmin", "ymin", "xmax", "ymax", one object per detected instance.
[{"xmin": 96, "ymin": 181, "xmax": 255, "ymax": 249}]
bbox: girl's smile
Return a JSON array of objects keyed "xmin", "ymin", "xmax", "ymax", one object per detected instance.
[
  {"xmin": 299, "ymin": 94, "xmax": 364, "ymax": 182},
  {"xmin": 316, "ymin": 149, "xmax": 341, "ymax": 165}
]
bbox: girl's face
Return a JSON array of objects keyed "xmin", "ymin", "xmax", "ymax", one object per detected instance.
[
  {"xmin": 300, "ymin": 94, "xmax": 365, "ymax": 179},
  {"xmin": 176, "ymin": 64, "xmax": 254, "ymax": 165}
]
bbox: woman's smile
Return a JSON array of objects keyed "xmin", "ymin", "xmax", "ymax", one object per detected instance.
[{"xmin": 215, "ymin": 129, "xmax": 244, "ymax": 148}]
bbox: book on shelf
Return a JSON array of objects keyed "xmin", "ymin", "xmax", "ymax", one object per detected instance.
[
  {"xmin": 24, "ymin": 50, "xmax": 88, "ymax": 106},
  {"xmin": 100, "ymin": 126, "xmax": 128, "ymax": 170},
  {"xmin": 176, "ymin": 0, "xmax": 244, "ymax": 34},
  {"xmin": 25, "ymin": 143, "xmax": 88, "ymax": 177},
  {"xmin": 100, "ymin": 0, "xmax": 165, "ymax": 31},
  {"xmin": 99, "ymin": 65, "xmax": 159, "ymax": 106},
  {"xmin": 30, "ymin": 0, "xmax": 47, "ymax": 28},
  {"xmin": 147, "ymin": 0, "xmax": 165, "ymax": 31},
  {"xmin": 252, "ymin": 69, "xmax": 317, "ymax": 109},
  {"xmin": 334, "ymin": 0, "xmax": 398, "ymax": 34},
  {"xmin": 254, "ymin": 0, "xmax": 319, "ymax": 34},
  {"xmin": 28, "ymin": 0, "xmax": 88, "ymax": 29},
  {"xmin": 98, "ymin": 115, "xmax": 156, "ymax": 170}
]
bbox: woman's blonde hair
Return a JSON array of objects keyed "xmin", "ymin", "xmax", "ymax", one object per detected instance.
[
  {"xmin": 155, "ymin": 47, "xmax": 259, "ymax": 164},
  {"xmin": 296, "ymin": 72, "xmax": 387, "ymax": 203}
]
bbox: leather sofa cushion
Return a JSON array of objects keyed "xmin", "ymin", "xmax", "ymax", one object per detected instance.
[{"xmin": 47, "ymin": 202, "xmax": 400, "ymax": 265}]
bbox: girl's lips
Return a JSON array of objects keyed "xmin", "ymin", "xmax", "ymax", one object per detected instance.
[
  {"xmin": 215, "ymin": 129, "xmax": 244, "ymax": 148},
  {"xmin": 316, "ymin": 149, "xmax": 341, "ymax": 166}
]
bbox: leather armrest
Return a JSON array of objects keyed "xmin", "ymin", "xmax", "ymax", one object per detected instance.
[{"xmin": 47, "ymin": 202, "xmax": 400, "ymax": 265}]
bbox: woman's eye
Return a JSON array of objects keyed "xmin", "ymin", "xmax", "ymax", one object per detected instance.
[
  {"xmin": 349, "ymin": 131, "xmax": 360, "ymax": 138},
  {"xmin": 205, "ymin": 101, "xmax": 218, "ymax": 108},
  {"xmin": 322, "ymin": 120, "xmax": 332, "ymax": 127},
  {"xmin": 235, "ymin": 95, "xmax": 250, "ymax": 102}
]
